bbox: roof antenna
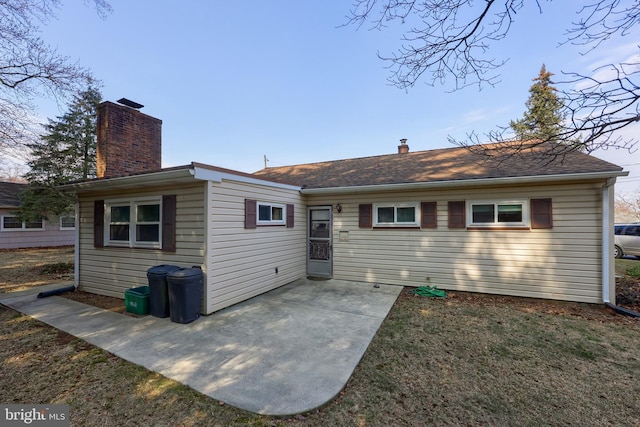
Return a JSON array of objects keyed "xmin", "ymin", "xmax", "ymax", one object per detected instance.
[{"xmin": 264, "ymin": 155, "xmax": 269, "ymax": 169}]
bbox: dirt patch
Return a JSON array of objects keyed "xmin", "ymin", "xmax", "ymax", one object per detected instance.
[
  {"xmin": 61, "ymin": 290, "xmax": 133, "ymax": 316},
  {"xmin": 617, "ymin": 275, "xmax": 640, "ymax": 313}
]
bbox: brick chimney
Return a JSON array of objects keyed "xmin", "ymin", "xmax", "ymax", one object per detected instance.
[
  {"xmin": 398, "ymin": 138, "xmax": 409, "ymax": 154},
  {"xmin": 96, "ymin": 101, "xmax": 162, "ymax": 178}
]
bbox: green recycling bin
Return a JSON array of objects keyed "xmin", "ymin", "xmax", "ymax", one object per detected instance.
[{"xmin": 167, "ymin": 267, "xmax": 203, "ymax": 324}]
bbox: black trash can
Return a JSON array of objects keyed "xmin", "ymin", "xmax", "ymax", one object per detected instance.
[
  {"xmin": 147, "ymin": 265, "xmax": 180, "ymax": 318},
  {"xmin": 167, "ymin": 266, "xmax": 203, "ymax": 324}
]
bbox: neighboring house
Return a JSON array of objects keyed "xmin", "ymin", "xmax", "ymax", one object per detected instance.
[
  {"xmin": 60, "ymin": 101, "xmax": 627, "ymax": 314},
  {"xmin": 0, "ymin": 181, "xmax": 75, "ymax": 249}
]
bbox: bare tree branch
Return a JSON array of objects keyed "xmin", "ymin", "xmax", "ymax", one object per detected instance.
[
  {"xmin": 0, "ymin": 0, "xmax": 110, "ymax": 159},
  {"xmin": 346, "ymin": 0, "xmax": 640, "ymax": 156}
]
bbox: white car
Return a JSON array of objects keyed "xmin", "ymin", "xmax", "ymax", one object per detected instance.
[{"xmin": 614, "ymin": 223, "xmax": 640, "ymax": 258}]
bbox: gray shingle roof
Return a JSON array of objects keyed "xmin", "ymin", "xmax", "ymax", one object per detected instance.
[
  {"xmin": 253, "ymin": 142, "xmax": 624, "ymax": 189},
  {"xmin": 0, "ymin": 182, "xmax": 25, "ymax": 207}
]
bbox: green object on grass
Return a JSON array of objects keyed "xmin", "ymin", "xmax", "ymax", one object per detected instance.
[{"xmin": 409, "ymin": 286, "xmax": 447, "ymax": 298}]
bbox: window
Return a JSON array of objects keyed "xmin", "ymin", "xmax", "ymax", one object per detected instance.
[
  {"xmin": 60, "ymin": 215, "xmax": 76, "ymax": 230},
  {"xmin": 257, "ymin": 202, "xmax": 286, "ymax": 225},
  {"xmin": 105, "ymin": 197, "xmax": 162, "ymax": 248},
  {"xmin": 373, "ymin": 203, "xmax": 419, "ymax": 227},
  {"xmin": 1, "ymin": 216, "xmax": 44, "ymax": 231},
  {"xmin": 244, "ymin": 199, "xmax": 294, "ymax": 229},
  {"xmin": 467, "ymin": 200, "xmax": 528, "ymax": 228}
]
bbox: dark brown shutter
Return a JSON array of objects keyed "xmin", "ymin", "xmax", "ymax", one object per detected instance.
[
  {"xmin": 93, "ymin": 200, "xmax": 104, "ymax": 248},
  {"xmin": 245, "ymin": 199, "xmax": 257, "ymax": 229},
  {"xmin": 359, "ymin": 204, "xmax": 372, "ymax": 228},
  {"xmin": 162, "ymin": 195, "xmax": 177, "ymax": 252},
  {"xmin": 421, "ymin": 202, "xmax": 437, "ymax": 228},
  {"xmin": 286, "ymin": 204, "xmax": 294, "ymax": 228},
  {"xmin": 448, "ymin": 201, "xmax": 466, "ymax": 229},
  {"xmin": 531, "ymin": 198, "xmax": 553, "ymax": 229}
]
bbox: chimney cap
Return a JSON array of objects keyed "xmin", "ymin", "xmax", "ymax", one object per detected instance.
[
  {"xmin": 398, "ymin": 138, "xmax": 409, "ymax": 154},
  {"xmin": 117, "ymin": 98, "xmax": 144, "ymax": 109}
]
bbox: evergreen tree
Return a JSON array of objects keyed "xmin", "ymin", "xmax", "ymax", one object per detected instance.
[
  {"xmin": 17, "ymin": 82, "xmax": 102, "ymax": 221},
  {"xmin": 510, "ymin": 65, "xmax": 566, "ymax": 142}
]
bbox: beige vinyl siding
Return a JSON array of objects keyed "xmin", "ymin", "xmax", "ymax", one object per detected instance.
[
  {"xmin": 206, "ymin": 179, "xmax": 305, "ymax": 313},
  {"xmin": 308, "ymin": 181, "xmax": 606, "ymax": 303},
  {"xmin": 77, "ymin": 183, "xmax": 206, "ymax": 300}
]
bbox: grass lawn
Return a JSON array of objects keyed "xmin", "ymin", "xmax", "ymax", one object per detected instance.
[{"xmin": 1, "ymin": 248, "xmax": 639, "ymax": 426}]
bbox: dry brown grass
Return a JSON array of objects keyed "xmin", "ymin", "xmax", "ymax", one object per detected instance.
[
  {"xmin": 0, "ymin": 246, "xmax": 74, "ymax": 292},
  {"xmin": 1, "ymin": 248, "xmax": 640, "ymax": 426}
]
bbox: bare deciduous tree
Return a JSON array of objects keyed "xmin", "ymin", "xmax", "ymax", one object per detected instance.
[
  {"xmin": 616, "ymin": 190, "xmax": 640, "ymax": 223},
  {"xmin": 0, "ymin": 0, "xmax": 111, "ymax": 160},
  {"xmin": 346, "ymin": 0, "xmax": 640, "ymax": 155}
]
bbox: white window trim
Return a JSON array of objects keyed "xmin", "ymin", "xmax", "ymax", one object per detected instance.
[
  {"xmin": 59, "ymin": 215, "xmax": 76, "ymax": 230},
  {"xmin": 373, "ymin": 203, "xmax": 420, "ymax": 227},
  {"xmin": 1, "ymin": 215, "xmax": 44, "ymax": 231},
  {"xmin": 467, "ymin": 199, "xmax": 530, "ymax": 228},
  {"xmin": 256, "ymin": 202, "xmax": 286, "ymax": 225},
  {"xmin": 104, "ymin": 196, "xmax": 162, "ymax": 249}
]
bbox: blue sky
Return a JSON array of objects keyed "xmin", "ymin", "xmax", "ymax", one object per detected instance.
[{"xmin": 36, "ymin": 1, "xmax": 639, "ymax": 193}]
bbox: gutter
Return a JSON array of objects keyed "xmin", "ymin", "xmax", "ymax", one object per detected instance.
[
  {"xmin": 300, "ymin": 170, "xmax": 629, "ymax": 195},
  {"xmin": 57, "ymin": 167, "xmax": 195, "ymax": 192},
  {"xmin": 57, "ymin": 163, "xmax": 302, "ymax": 193}
]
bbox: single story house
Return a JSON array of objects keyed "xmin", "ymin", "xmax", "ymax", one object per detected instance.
[
  {"xmin": 60, "ymin": 101, "xmax": 628, "ymax": 314},
  {"xmin": 0, "ymin": 181, "xmax": 75, "ymax": 249}
]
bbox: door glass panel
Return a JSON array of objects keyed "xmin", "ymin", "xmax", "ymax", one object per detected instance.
[{"xmin": 310, "ymin": 209, "xmax": 330, "ymax": 237}]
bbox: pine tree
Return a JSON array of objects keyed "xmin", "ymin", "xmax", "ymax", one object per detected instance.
[
  {"xmin": 17, "ymin": 82, "xmax": 102, "ymax": 221},
  {"xmin": 510, "ymin": 64, "xmax": 566, "ymax": 142}
]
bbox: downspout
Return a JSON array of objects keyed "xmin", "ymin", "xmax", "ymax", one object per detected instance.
[
  {"xmin": 601, "ymin": 178, "xmax": 615, "ymax": 304},
  {"xmin": 74, "ymin": 199, "xmax": 80, "ymax": 290}
]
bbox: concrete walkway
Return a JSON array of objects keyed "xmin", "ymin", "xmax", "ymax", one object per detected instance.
[{"xmin": 0, "ymin": 278, "xmax": 401, "ymax": 416}]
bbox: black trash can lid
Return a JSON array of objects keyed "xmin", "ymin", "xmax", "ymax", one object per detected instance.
[
  {"xmin": 147, "ymin": 264, "xmax": 181, "ymax": 275},
  {"xmin": 167, "ymin": 267, "xmax": 203, "ymax": 279}
]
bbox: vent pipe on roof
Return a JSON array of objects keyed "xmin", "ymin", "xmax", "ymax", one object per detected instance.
[{"xmin": 398, "ymin": 138, "xmax": 409, "ymax": 154}]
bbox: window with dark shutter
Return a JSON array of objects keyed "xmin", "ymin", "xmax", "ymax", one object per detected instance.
[
  {"xmin": 448, "ymin": 201, "xmax": 466, "ymax": 229},
  {"xmin": 245, "ymin": 199, "xmax": 257, "ymax": 229},
  {"xmin": 359, "ymin": 204, "xmax": 372, "ymax": 228},
  {"xmin": 162, "ymin": 195, "xmax": 177, "ymax": 252},
  {"xmin": 421, "ymin": 202, "xmax": 437, "ymax": 229},
  {"xmin": 531, "ymin": 198, "xmax": 553, "ymax": 229},
  {"xmin": 286, "ymin": 204, "xmax": 294, "ymax": 228},
  {"xmin": 94, "ymin": 200, "xmax": 104, "ymax": 248}
]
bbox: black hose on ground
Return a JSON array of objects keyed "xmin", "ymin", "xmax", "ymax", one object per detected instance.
[
  {"xmin": 605, "ymin": 302, "xmax": 640, "ymax": 318},
  {"xmin": 37, "ymin": 285, "xmax": 76, "ymax": 299}
]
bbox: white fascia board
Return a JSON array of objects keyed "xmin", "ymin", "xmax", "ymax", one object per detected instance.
[
  {"xmin": 191, "ymin": 165, "xmax": 301, "ymax": 191},
  {"xmin": 300, "ymin": 171, "xmax": 629, "ymax": 195},
  {"xmin": 57, "ymin": 168, "xmax": 195, "ymax": 192}
]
